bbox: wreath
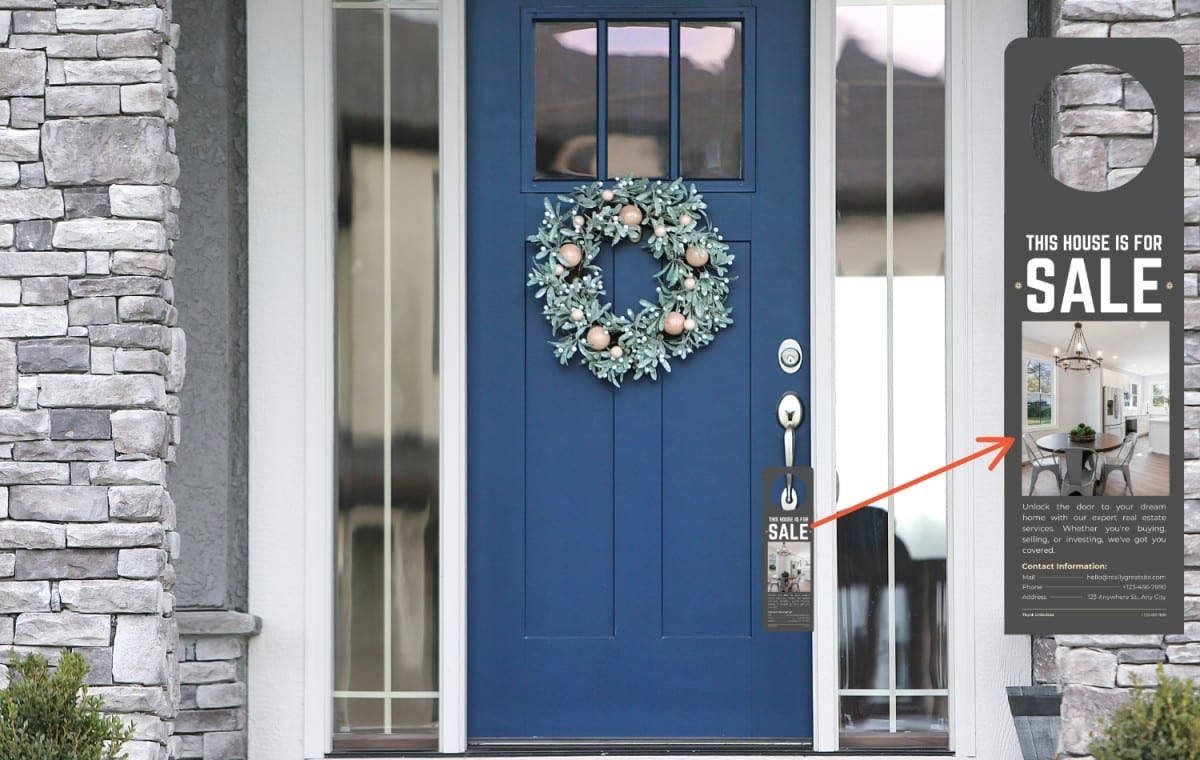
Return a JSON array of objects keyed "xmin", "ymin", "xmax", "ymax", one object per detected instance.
[{"xmin": 527, "ymin": 177, "xmax": 734, "ymax": 386}]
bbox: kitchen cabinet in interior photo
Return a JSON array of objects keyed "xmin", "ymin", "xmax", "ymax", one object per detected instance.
[
  {"xmin": 1149, "ymin": 418, "xmax": 1170, "ymax": 455},
  {"xmin": 1103, "ymin": 368, "xmax": 1145, "ymax": 414}
]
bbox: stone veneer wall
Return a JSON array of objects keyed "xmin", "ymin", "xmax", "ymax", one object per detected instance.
[
  {"xmin": 0, "ymin": 2, "xmax": 183, "ymax": 759},
  {"xmin": 169, "ymin": 2, "xmax": 256, "ymax": 758},
  {"xmin": 175, "ymin": 611, "xmax": 258, "ymax": 760},
  {"xmin": 1036, "ymin": 1, "xmax": 1200, "ymax": 758}
]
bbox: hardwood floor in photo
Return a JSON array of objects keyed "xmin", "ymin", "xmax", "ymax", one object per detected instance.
[{"xmin": 1021, "ymin": 437, "xmax": 1170, "ymax": 496}]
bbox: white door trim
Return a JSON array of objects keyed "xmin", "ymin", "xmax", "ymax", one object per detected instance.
[
  {"xmin": 947, "ymin": 0, "xmax": 977, "ymax": 752},
  {"xmin": 437, "ymin": 0, "xmax": 469, "ymax": 752},
  {"xmin": 947, "ymin": 2, "xmax": 1036, "ymax": 757},
  {"xmin": 246, "ymin": 0, "xmax": 331, "ymax": 757},
  {"xmin": 245, "ymin": 1, "xmax": 1028, "ymax": 758},
  {"xmin": 808, "ymin": 0, "xmax": 839, "ymax": 751},
  {"xmin": 300, "ymin": 1, "xmax": 336, "ymax": 755}
]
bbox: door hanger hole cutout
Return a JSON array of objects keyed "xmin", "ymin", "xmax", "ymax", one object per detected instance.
[
  {"xmin": 1033, "ymin": 64, "xmax": 1157, "ymax": 193},
  {"xmin": 771, "ymin": 474, "xmax": 807, "ymax": 511}
]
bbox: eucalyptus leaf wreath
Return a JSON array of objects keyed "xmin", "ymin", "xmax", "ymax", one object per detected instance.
[{"xmin": 527, "ymin": 177, "xmax": 734, "ymax": 386}]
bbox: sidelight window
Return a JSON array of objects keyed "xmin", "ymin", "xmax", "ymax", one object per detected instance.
[
  {"xmin": 332, "ymin": 0, "xmax": 441, "ymax": 749},
  {"xmin": 833, "ymin": 0, "xmax": 949, "ymax": 749}
]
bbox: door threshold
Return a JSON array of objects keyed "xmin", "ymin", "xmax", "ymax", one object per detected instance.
[{"xmin": 466, "ymin": 739, "xmax": 814, "ymax": 756}]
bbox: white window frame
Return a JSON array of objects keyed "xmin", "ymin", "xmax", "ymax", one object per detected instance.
[
  {"xmin": 247, "ymin": 1, "xmax": 1027, "ymax": 758},
  {"xmin": 1022, "ymin": 354, "xmax": 1057, "ymax": 431}
]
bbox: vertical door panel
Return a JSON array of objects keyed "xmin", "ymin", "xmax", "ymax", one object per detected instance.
[
  {"xmin": 523, "ymin": 202, "xmax": 617, "ymax": 638},
  {"xmin": 661, "ymin": 241, "xmax": 752, "ymax": 637}
]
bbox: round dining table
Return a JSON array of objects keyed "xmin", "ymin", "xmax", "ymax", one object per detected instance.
[{"xmin": 1035, "ymin": 432, "xmax": 1124, "ymax": 453}]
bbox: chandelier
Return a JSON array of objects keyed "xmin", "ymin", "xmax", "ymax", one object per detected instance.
[{"xmin": 1054, "ymin": 322, "xmax": 1102, "ymax": 372}]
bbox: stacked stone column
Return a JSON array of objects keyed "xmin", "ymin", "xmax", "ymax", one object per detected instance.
[{"xmin": 0, "ymin": 2, "xmax": 181, "ymax": 759}]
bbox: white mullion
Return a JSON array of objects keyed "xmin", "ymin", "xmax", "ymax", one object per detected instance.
[
  {"xmin": 381, "ymin": 6, "xmax": 394, "ymax": 736},
  {"xmin": 884, "ymin": 0, "xmax": 898, "ymax": 738}
]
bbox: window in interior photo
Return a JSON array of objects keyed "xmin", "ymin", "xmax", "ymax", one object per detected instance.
[
  {"xmin": 1151, "ymin": 382, "xmax": 1169, "ymax": 410},
  {"xmin": 834, "ymin": 0, "xmax": 948, "ymax": 749},
  {"xmin": 332, "ymin": 0, "xmax": 441, "ymax": 749},
  {"xmin": 1026, "ymin": 358, "xmax": 1056, "ymax": 428},
  {"xmin": 1124, "ymin": 381, "xmax": 1139, "ymax": 409}
]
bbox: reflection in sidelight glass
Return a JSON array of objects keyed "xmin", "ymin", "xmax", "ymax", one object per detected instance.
[
  {"xmin": 535, "ymin": 22, "xmax": 598, "ymax": 178},
  {"xmin": 333, "ymin": 3, "xmax": 440, "ymax": 745},
  {"xmin": 680, "ymin": 22, "xmax": 742, "ymax": 178},
  {"xmin": 607, "ymin": 23, "xmax": 670, "ymax": 178},
  {"xmin": 834, "ymin": 1, "xmax": 947, "ymax": 749}
]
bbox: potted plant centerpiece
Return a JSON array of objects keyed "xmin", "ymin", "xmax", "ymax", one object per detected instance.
[{"xmin": 1068, "ymin": 423, "xmax": 1095, "ymax": 443}]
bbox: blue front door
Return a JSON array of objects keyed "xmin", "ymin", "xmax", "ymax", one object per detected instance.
[{"xmin": 467, "ymin": 0, "xmax": 811, "ymax": 739}]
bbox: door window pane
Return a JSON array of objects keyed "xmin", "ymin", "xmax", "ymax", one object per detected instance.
[
  {"xmin": 680, "ymin": 22, "xmax": 743, "ymax": 178},
  {"xmin": 535, "ymin": 22, "xmax": 598, "ymax": 178},
  {"xmin": 533, "ymin": 18, "xmax": 744, "ymax": 181},
  {"xmin": 334, "ymin": 1, "xmax": 440, "ymax": 745},
  {"xmin": 607, "ymin": 22, "xmax": 670, "ymax": 178}
]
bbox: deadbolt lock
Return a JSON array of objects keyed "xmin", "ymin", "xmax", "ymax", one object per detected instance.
[{"xmin": 778, "ymin": 339, "xmax": 803, "ymax": 373}]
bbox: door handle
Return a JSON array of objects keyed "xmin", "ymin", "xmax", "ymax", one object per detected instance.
[{"xmin": 776, "ymin": 392, "xmax": 805, "ymax": 509}]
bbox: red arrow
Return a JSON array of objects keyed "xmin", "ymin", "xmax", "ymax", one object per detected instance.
[{"xmin": 811, "ymin": 436, "xmax": 1015, "ymax": 529}]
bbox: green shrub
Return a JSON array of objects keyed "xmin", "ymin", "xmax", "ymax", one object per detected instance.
[
  {"xmin": 0, "ymin": 650, "xmax": 133, "ymax": 760},
  {"xmin": 1090, "ymin": 666, "xmax": 1200, "ymax": 760}
]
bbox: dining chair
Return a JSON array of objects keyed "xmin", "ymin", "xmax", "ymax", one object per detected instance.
[
  {"xmin": 1023, "ymin": 433, "xmax": 1062, "ymax": 495},
  {"xmin": 1060, "ymin": 447, "xmax": 1097, "ymax": 497},
  {"xmin": 1098, "ymin": 432, "xmax": 1138, "ymax": 496}
]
